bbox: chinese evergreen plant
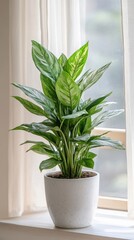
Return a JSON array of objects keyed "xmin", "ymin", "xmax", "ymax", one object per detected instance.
[{"xmin": 12, "ymin": 41, "xmax": 124, "ymax": 178}]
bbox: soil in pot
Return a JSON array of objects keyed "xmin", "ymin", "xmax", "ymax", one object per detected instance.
[{"xmin": 47, "ymin": 171, "xmax": 97, "ymax": 179}]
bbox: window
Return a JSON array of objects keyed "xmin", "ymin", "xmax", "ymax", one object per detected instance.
[{"xmin": 79, "ymin": 0, "xmax": 127, "ymax": 210}]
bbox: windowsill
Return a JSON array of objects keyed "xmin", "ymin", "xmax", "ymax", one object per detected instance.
[{"xmin": 0, "ymin": 209, "xmax": 134, "ymax": 240}]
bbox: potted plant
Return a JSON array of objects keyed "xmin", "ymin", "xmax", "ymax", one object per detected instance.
[{"xmin": 12, "ymin": 41, "xmax": 124, "ymax": 228}]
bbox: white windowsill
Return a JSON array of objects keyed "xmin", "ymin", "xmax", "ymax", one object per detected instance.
[{"xmin": 0, "ymin": 209, "xmax": 134, "ymax": 240}]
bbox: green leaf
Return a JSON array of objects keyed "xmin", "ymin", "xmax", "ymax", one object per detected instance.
[
  {"xmin": 78, "ymin": 158, "xmax": 94, "ymax": 169},
  {"xmin": 79, "ymin": 117, "xmax": 91, "ymax": 134},
  {"xmin": 58, "ymin": 53, "xmax": 67, "ymax": 67},
  {"xmin": 75, "ymin": 150, "xmax": 96, "ymax": 160},
  {"xmin": 73, "ymin": 133, "xmax": 91, "ymax": 142},
  {"xmin": 92, "ymin": 109, "xmax": 124, "ymax": 129},
  {"xmin": 85, "ymin": 93, "xmax": 111, "ymax": 112},
  {"xmin": 73, "ymin": 131, "xmax": 109, "ymax": 144},
  {"xmin": 89, "ymin": 131, "xmax": 110, "ymax": 141},
  {"xmin": 42, "ymin": 120, "xmax": 57, "ymax": 127},
  {"xmin": 86, "ymin": 152, "xmax": 97, "ymax": 159},
  {"xmin": 13, "ymin": 122, "xmax": 50, "ymax": 132},
  {"xmin": 89, "ymin": 136, "xmax": 125, "ymax": 150},
  {"xmin": 88, "ymin": 106, "xmax": 103, "ymax": 115},
  {"xmin": 13, "ymin": 96, "xmax": 46, "ymax": 116},
  {"xmin": 62, "ymin": 110, "xmax": 88, "ymax": 120},
  {"xmin": 88, "ymin": 101, "xmax": 116, "ymax": 116},
  {"xmin": 64, "ymin": 42, "xmax": 88, "ymax": 80},
  {"xmin": 12, "ymin": 83, "xmax": 55, "ymax": 120},
  {"xmin": 78, "ymin": 63, "xmax": 111, "ymax": 92},
  {"xmin": 20, "ymin": 140, "xmax": 51, "ymax": 150},
  {"xmin": 13, "ymin": 122, "xmax": 58, "ymax": 146},
  {"xmin": 32, "ymin": 40, "xmax": 61, "ymax": 81},
  {"xmin": 56, "ymin": 71, "xmax": 81, "ymax": 109},
  {"xmin": 39, "ymin": 158, "xmax": 61, "ymax": 171},
  {"xmin": 40, "ymin": 74, "xmax": 57, "ymax": 101},
  {"xmin": 27, "ymin": 143, "xmax": 59, "ymax": 158}
]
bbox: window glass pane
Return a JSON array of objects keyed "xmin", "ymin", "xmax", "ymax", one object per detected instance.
[
  {"xmin": 80, "ymin": 0, "xmax": 127, "ymax": 199},
  {"xmin": 80, "ymin": 0, "xmax": 125, "ymax": 129},
  {"xmin": 94, "ymin": 149, "xmax": 127, "ymax": 198}
]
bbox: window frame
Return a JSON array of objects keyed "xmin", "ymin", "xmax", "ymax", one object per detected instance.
[{"xmin": 93, "ymin": 127, "xmax": 126, "ymax": 210}]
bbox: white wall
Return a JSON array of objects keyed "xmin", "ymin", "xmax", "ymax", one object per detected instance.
[{"xmin": 0, "ymin": 0, "xmax": 9, "ymax": 218}]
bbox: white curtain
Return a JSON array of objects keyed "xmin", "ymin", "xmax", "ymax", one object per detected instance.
[
  {"xmin": 122, "ymin": 0, "xmax": 134, "ymax": 218},
  {"xmin": 47, "ymin": 0, "xmax": 84, "ymax": 57},
  {"xmin": 8, "ymin": 0, "xmax": 83, "ymax": 217},
  {"xmin": 9, "ymin": 0, "xmax": 48, "ymax": 217}
]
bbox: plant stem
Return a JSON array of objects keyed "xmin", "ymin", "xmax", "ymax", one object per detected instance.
[
  {"xmin": 68, "ymin": 141, "xmax": 74, "ymax": 178},
  {"xmin": 72, "ymin": 116, "xmax": 87, "ymax": 138},
  {"xmin": 77, "ymin": 165, "xmax": 82, "ymax": 178},
  {"xmin": 58, "ymin": 145, "xmax": 68, "ymax": 175}
]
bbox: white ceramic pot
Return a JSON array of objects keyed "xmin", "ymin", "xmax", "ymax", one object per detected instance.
[{"xmin": 44, "ymin": 171, "xmax": 99, "ymax": 229}]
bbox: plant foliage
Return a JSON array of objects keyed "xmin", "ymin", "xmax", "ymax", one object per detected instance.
[{"xmin": 12, "ymin": 41, "xmax": 124, "ymax": 178}]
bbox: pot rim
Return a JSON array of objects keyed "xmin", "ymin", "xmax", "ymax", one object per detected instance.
[{"xmin": 44, "ymin": 170, "xmax": 99, "ymax": 181}]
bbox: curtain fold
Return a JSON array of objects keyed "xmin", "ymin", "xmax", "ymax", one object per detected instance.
[
  {"xmin": 47, "ymin": 0, "xmax": 83, "ymax": 57},
  {"xmin": 122, "ymin": 0, "xmax": 134, "ymax": 218},
  {"xmin": 9, "ymin": 0, "xmax": 47, "ymax": 217}
]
